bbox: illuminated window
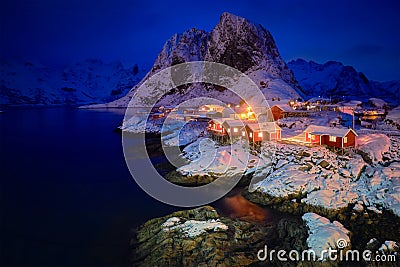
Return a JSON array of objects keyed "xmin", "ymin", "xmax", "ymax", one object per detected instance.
[
  {"xmin": 344, "ymin": 137, "xmax": 348, "ymax": 143},
  {"xmin": 233, "ymin": 128, "xmax": 238, "ymax": 133},
  {"xmin": 258, "ymin": 132, "xmax": 263, "ymax": 138},
  {"xmin": 307, "ymin": 133, "xmax": 311, "ymax": 139},
  {"xmin": 227, "ymin": 128, "xmax": 231, "ymax": 133},
  {"xmin": 242, "ymin": 131, "xmax": 246, "ymax": 137},
  {"xmin": 329, "ymin": 136, "xmax": 336, "ymax": 142},
  {"xmin": 249, "ymin": 132, "xmax": 253, "ymax": 138}
]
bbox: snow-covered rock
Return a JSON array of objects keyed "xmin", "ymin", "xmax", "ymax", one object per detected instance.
[
  {"xmin": 244, "ymin": 136, "xmax": 400, "ymax": 219},
  {"xmin": 357, "ymin": 134, "xmax": 390, "ymax": 162},
  {"xmin": 302, "ymin": 212, "xmax": 351, "ymax": 260},
  {"xmin": 378, "ymin": 241, "xmax": 399, "ymax": 254},
  {"xmin": 177, "ymin": 138, "xmax": 257, "ymax": 178},
  {"xmin": 250, "ymin": 163, "xmax": 320, "ymax": 198},
  {"xmin": 302, "ymin": 190, "xmax": 358, "ymax": 210},
  {"xmin": 161, "ymin": 216, "xmax": 228, "ymax": 238}
]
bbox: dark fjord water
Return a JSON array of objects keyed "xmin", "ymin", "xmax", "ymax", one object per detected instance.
[
  {"xmin": 0, "ymin": 108, "xmax": 283, "ymax": 266},
  {"xmin": 0, "ymin": 108, "xmax": 182, "ymax": 265}
]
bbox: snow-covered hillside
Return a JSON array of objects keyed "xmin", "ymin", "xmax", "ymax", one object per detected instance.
[
  {"xmin": 288, "ymin": 59, "xmax": 400, "ymax": 105},
  {"xmin": 0, "ymin": 59, "xmax": 146, "ymax": 106},
  {"xmin": 94, "ymin": 12, "xmax": 303, "ymax": 108}
]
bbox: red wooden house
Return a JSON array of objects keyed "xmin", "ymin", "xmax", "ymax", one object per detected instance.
[
  {"xmin": 270, "ymin": 104, "xmax": 293, "ymax": 120},
  {"xmin": 270, "ymin": 104, "xmax": 309, "ymax": 120},
  {"xmin": 304, "ymin": 125, "xmax": 357, "ymax": 148},
  {"xmin": 222, "ymin": 119, "xmax": 245, "ymax": 138},
  {"xmin": 245, "ymin": 122, "xmax": 281, "ymax": 143},
  {"xmin": 207, "ymin": 119, "xmax": 226, "ymax": 135}
]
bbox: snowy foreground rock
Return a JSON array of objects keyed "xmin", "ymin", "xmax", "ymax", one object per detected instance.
[
  {"xmin": 302, "ymin": 213, "xmax": 350, "ymax": 260},
  {"xmin": 131, "ymin": 206, "xmax": 309, "ymax": 267}
]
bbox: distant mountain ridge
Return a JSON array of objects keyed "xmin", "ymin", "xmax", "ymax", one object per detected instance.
[
  {"xmin": 0, "ymin": 59, "xmax": 146, "ymax": 106},
  {"xmin": 2, "ymin": 13, "xmax": 398, "ymax": 108},
  {"xmin": 96, "ymin": 12, "xmax": 304, "ymax": 108},
  {"xmin": 288, "ymin": 59, "xmax": 400, "ymax": 105}
]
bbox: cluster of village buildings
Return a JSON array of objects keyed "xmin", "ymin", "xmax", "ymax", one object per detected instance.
[{"xmin": 151, "ymin": 98, "xmax": 362, "ymax": 150}]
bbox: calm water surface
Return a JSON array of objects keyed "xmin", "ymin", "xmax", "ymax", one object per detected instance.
[
  {"xmin": 0, "ymin": 108, "xmax": 181, "ymax": 265},
  {"xmin": 0, "ymin": 108, "xmax": 282, "ymax": 265}
]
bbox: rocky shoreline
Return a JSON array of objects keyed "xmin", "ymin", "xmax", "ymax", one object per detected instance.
[
  {"xmin": 131, "ymin": 206, "xmax": 308, "ymax": 267},
  {"xmin": 131, "ymin": 134, "xmax": 400, "ymax": 266}
]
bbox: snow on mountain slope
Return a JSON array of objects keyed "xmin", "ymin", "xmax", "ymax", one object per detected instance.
[
  {"xmin": 95, "ymin": 12, "xmax": 303, "ymax": 108},
  {"xmin": 0, "ymin": 59, "xmax": 145, "ymax": 106},
  {"xmin": 288, "ymin": 59, "xmax": 400, "ymax": 105}
]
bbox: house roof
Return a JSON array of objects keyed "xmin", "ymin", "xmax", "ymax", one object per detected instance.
[
  {"xmin": 246, "ymin": 122, "xmax": 281, "ymax": 132},
  {"xmin": 304, "ymin": 125, "xmax": 358, "ymax": 137},
  {"xmin": 223, "ymin": 119, "xmax": 246, "ymax": 128},
  {"xmin": 222, "ymin": 108, "xmax": 235, "ymax": 114},
  {"xmin": 272, "ymin": 104, "xmax": 294, "ymax": 112},
  {"xmin": 209, "ymin": 118, "xmax": 224, "ymax": 124}
]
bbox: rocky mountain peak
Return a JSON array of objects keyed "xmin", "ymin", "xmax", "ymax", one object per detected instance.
[
  {"xmin": 103, "ymin": 13, "xmax": 303, "ymax": 107},
  {"xmin": 206, "ymin": 12, "xmax": 288, "ymax": 75},
  {"xmin": 151, "ymin": 28, "xmax": 210, "ymax": 72}
]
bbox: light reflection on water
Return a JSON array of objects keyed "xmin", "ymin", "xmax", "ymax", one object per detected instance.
[{"xmin": 213, "ymin": 188, "xmax": 280, "ymax": 224}]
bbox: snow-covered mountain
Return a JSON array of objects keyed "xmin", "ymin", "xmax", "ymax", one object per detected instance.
[
  {"xmin": 0, "ymin": 59, "xmax": 146, "ymax": 106},
  {"xmin": 96, "ymin": 12, "xmax": 304, "ymax": 108},
  {"xmin": 288, "ymin": 59, "xmax": 400, "ymax": 105}
]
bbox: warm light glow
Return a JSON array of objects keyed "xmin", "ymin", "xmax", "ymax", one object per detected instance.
[
  {"xmin": 247, "ymin": 111, "xmax": 255, "ymax": 120},
  {"xmin": 240, "ymin": 113, "xmax": 246, "ymax": 118},
  {"xmin": 222, "ymin": 194, "xmax": 268, "ymax": 222},
  {"xmin": 258, "ymin": 132, "xmax": 263, "ymax": 138},
  {"xmin": 233, "ymin": 128, "xmax": 238, "ymax": 133}
]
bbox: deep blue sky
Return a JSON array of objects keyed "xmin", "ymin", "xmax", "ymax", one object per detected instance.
[{"xmin": 1, "ymin": 0, "xmax": 399, "ymax": 81}]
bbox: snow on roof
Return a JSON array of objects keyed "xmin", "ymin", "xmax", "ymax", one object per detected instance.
[
  {"xmin": 246, "ymin": 122, "xmax": 281, "ymax": 132},
  {"xmin": 223, "ymin": 119, "xmax": 246, "ymax": 128},
  {"xmin": 209, "ymin": 118, "xmax": 224, "ymax": 124},
  {"xmin": 304, "ymin": 125, "xmax": 357, "ymax": 137},
  {"xmin": 369, "ymin": 98, "xmax": 387, "ymax": 108},
  {"xmin": 222, "ymin": 107, "xmax": 235, "ymax": 114},
  {"xmin": 387, "ymin": 106, "xmax": 400, "ymax": 123},
  {"xmin": 271, "ymin": 103, "xmax": 293, "ymax": 112}
]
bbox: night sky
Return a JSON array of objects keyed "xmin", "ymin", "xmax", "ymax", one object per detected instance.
[{"xmin": 1, "ymin": 0, "xmax": 399, "ymax": 81}]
